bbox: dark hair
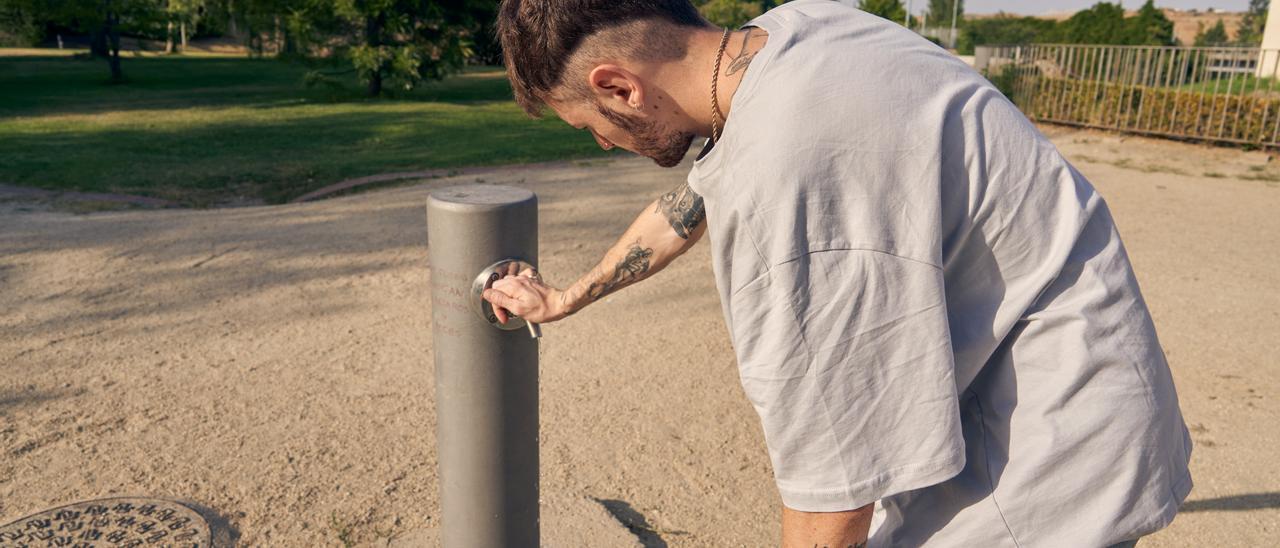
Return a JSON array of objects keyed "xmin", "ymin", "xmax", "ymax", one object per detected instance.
[{"xmin": 497, "ymin": 0, "xmax": 709, "ymax": 116}]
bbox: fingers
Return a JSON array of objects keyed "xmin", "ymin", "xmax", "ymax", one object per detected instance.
[
  {"xmin": 483, "ymin": 274, "xmax": 556, "ymax": 325},
  {"xmin": 482, "ymin": 288, "xmax": 519, "ymax": 323},
  {"xmin": 492, "ymin": 275, "xmax": 529, "ymax": 294}
]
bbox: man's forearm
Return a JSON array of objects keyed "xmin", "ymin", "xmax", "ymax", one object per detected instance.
[
  {"xmin": 781, "ymin": 504, "xmax": 873, "ymax": 548},
  {"xmin": 557, "ymin": 181, "xmax": 705, "ymax": 315}
]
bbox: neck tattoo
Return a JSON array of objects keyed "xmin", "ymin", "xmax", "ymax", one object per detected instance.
[
  {"xmin": 710, "ymin": 27, "xmax": 730, "ymax": 143},
  {"xmin": 725, "ymin": 28, "xmax": 758, "ymax": 76}
]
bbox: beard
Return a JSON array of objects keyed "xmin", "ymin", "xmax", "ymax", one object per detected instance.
[{"xmin": 594, "ymin": 102, "xmax": 696, "ymax": 168}]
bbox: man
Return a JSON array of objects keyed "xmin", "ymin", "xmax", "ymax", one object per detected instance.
[{"xmin": 481, "ymin": 1, "xmax": 1193, "ymax": 546}]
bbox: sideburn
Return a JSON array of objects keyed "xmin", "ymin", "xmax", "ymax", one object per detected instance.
[{"xmin": 594, "ymin": 102, "xmax": 694, "ymax": 168}]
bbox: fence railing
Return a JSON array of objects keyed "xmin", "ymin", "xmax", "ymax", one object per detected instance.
[{"xmin": 975, "ymin": 44, "xmax": 1280, "ymax": 148}]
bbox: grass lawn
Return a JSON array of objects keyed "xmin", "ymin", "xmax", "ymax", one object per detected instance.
[
  {"xmin": 0, "ymin": 51, "xmax": 612, "ymax": 206},
  {"xmin": 1174, "ymin": 74, "xmax": 1277, "ymax": 95}
]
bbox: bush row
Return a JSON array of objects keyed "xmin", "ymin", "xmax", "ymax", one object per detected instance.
[{"xmin": 1010, "ymin": 76, "xmax": 1279, "ymax": 144}]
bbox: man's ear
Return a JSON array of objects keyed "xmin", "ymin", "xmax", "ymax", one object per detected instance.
[{"xmin": 587, "ymin": 64, "xmax": 645, "ymax": 111}]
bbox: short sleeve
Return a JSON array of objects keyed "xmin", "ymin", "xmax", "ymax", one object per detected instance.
[{"xmin": 728, "ymin": 249, "xmax": 965, "ymax": 512}]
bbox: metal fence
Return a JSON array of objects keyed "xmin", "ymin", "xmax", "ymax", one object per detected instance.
[{"xmin": 975, "ymin": 44, "xmax": 1280, "ymax": 148}]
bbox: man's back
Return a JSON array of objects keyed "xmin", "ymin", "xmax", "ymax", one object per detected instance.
[{"xmin": 687, "ymin": 1, "xmax": 1192, "ymax": 545}]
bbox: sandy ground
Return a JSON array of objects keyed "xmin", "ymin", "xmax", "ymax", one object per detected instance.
[{"xmin": 1, "ymin": 127, "xmax": 1277, "ymax": 546}]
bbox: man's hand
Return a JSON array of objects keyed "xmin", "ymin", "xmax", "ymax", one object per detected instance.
[{"xmin": 483, "ymin": 270, "xmax": 567, "ymax": 325}]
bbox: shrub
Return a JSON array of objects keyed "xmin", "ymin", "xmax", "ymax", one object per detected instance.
[{"xmin": 1012, "ymin": 73, "xmax": 1279, "ymax": 144}]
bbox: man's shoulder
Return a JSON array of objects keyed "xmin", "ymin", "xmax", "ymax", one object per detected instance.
[{"xmin": 756, "ymin": 0, "xmax": 872, "ymax": 26}]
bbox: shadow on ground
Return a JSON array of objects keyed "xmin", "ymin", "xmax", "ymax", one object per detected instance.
[
  {"xmin": 594, "ymin": 498, "xmax": 690, "ymax": 548},
  {"xmin": 1181, "ymin": 492, "xmax": 1280, "ymax": 513},
  {"xmin": 178, "ymin": 499, "xmax": 242, "ymax": 547}
]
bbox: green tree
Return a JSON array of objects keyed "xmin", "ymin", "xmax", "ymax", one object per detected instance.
[
  {"xmin": 215, "ymin": 0, "xmax": 498, "ymax": 94},
  {"xmin": 1058, "ymin": 2, "xmax": 1128, "ymax": 44},
  {"xmin": 165, "ymin": 0, "xmax": 206, "ymax": 53},
  {"xmin": 956, "ymin": 12, "xmax": 1057, "ymax": 54},
  {"xmin": 226, "ymin": 0, "xmax": 311, "ymax": 56},
  {"xmin": 467, "ymin": 0, "xmax": 503, "ymax": 65},
  {"xmin": 1126, "ymin": 0, "xmax": 1174, "ymax": 46},
  {"xmin": 0, "ymin": 0, "xmax": 46, "ymax": 46},
  {"xmin": 37, "ymin": 0, "xmax": 163, "ymax": 80},
  {"xmin": 858, "ymin": 0, "xmax": 906, "ymax": 24},
  {"xmin": 697, "ymin": 0, "xmax": 762, "ymax": 28},
  {"xmin": 228, "ymin": 0, "xmax": 479, "ymax": 96},
  {"xmin": 926, "ymin": 0, "xmax": 963, "ymax": 28},
  {"xmin": 331, "ymin": 0, "xmax": 477, "ymax": 96},
  {"xmin": 1193, "ymin": 19, "xmax": 1231, "ymax": 47},
  {"xmin": 1236, "ymin": 0, "xmax": 1268, "ymax": 45}
]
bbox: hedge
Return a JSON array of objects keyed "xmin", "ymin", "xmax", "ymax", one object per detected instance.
[{"xmin": 1008, "ymin": 74, "xmax": 1279, "ymax": 145}]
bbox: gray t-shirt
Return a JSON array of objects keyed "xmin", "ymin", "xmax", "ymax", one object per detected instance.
[{"xmin": 686, "ymin": 1, "xmax": 1193, "ymax": 545}]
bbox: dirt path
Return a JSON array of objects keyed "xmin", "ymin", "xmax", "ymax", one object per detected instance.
[
  {"xmin": 1, "ymin": 128, "xmax": 1276, "ymax": 546},
  {"xmin": 0, "ymin": 184, "xmax": 177, "ymax": 210}
]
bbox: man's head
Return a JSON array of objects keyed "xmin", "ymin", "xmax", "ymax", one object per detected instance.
[{"xmin": 497, "ymin": 0, "xmax": 711, "ymax": 167}]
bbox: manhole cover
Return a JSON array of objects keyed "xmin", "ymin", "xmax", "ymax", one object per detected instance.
[{"xmin": 0, "ymin": 497, "xmax": 212, "ymax": 547}]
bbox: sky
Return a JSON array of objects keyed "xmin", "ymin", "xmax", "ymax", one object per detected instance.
[{"xmin": 911, "ymin": 0, "xmax": 1253, "ymax": 16}]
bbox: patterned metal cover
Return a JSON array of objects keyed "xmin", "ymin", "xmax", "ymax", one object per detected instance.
[{"xmin": 0, "ymin": 497, "xmax": 212, "ymax": 547}]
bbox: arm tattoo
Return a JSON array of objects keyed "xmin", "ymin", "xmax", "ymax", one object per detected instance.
[
  {"xmin": 587, "ymin": 242, "xmax": 653, "ymax": 301},
  {"xmin": 558, "ymin": 291, "xmax": 577, "ymax": 316},
  {"xmin": 725, "ymin": 29, "xmax": 758, "ymax": 76},
  {"xmin": 654, "ymin": 182, "xmax": 706, "ymax": 239}
]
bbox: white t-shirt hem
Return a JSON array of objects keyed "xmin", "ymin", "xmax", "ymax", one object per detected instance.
[{"xmin": 777, "ymin": 452, "xmax": 967, "ymax": 513}]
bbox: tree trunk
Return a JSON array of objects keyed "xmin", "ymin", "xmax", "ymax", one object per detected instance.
[
  {"xmin": 281, "ymin": 17, "xmax": 295, "ymax": 56},
  {"xmin": 107, "ymin": 10, "xmax": 122, "ymax": 81},
  {"xmin": 365, "ymin": 12, "xmax": 386, "ymax": 97},
  {"xmin": 90, "ymin": 27, "xmax": 109, "ymax": 58},
  {"xmin": 166, "ymin": 20, "xmax": 175, "ymax": 54},
  {"xmin": 368, "ymin": 70, "xmax": 383, "ymax": 97},
  {"xmin": 227, "ymin": 0, "xmax": 239, "ymax": 39},
  {"xmin": 180, "ymin": 21, "xmax": 187, "ymax": 51}
]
